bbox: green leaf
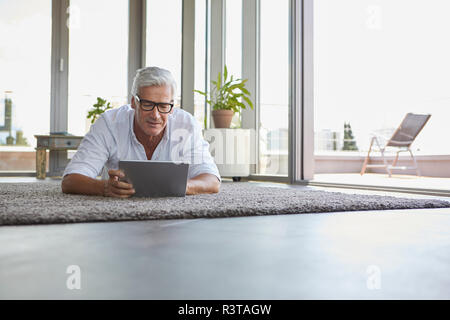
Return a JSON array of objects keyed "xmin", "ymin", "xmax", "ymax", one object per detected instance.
[
  {"xmin": 239, "ymin": 87, "xmax": 250, "ymax": 95},
  {"xmin": 224, "ymin": 65, "xmax": 228, "ymax": 83},
  {"xmin": 228, "ymin": 83, "xmax": 243, "ymax": 91},
  {"xmin": 235, "ymin": 101, "xmax": 246, "ymax": 108},
  {"xmin": 217, "ymin": 72, "xmax": 222, "ymax": 91},
  {"xmin": 194, "ymin": 90, "xmax": 207, "ymax": 96},
  {"xmin": 242, "ymin": 96, "xmax": 254, "ymax": 109}
]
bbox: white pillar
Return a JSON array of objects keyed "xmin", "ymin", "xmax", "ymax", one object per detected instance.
[
  {"xmin": 181, "ymin": 0, "xmax": 196, "ymax": 115},
  {"xmin": 241, "ymin": 0, "xmax": 259, "ymax": 174}
]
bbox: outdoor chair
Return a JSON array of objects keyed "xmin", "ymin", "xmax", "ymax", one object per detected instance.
[{"xmin": 360, "ymin": 113, "xmax": 431, "ymax": 177}]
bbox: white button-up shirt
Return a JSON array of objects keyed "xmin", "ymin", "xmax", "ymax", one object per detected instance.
[{"xmin": 63, "ymin": 105, "xmax": 221, "ymax": 181}]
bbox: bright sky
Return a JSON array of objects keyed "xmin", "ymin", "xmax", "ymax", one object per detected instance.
[
  {"xmin": 314, "ymin": 0, "xmax": 450, "ymax": 154},
  {"xmin": 146, "ymin": 0, "xmax": 182, "ymax": 100},
  {"xmin": 0, "ymin": 0, "xmax": 51, "ymax": 144},
  {"xmin": 225, "ymin": 0, "xmax": 242, "ymax": 81},
  {"xmin": 67, "ymin": 0, "xmax": 129, "ymax": 136},
  {"xmin": 258, "ymin": 0, "xmax": 290, "ymax": 138}
]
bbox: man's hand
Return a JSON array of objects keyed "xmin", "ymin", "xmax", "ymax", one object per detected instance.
[{"xmin": 104, "ymin": 169, "xmax": 135, "ymax": 198}]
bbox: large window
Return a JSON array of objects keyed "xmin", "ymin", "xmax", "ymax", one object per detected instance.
[
  {"xmin": 314, "ymin": 0, "xmax": 450, "ymax": 182},
  {"xmin": 146, "ymin": 0, "xmax": 182, "ymax": 108},
  {"xmin": 225, "ymin": 0, "xmax": 242, "ymax": 80},
  {"xmin": 0, "ymin": 0, "xmax": 51, "ymax": 171},
  {"xmin": 258, "ymin": 0, "xmax": 289, "ymax": 175},
  {"xmin": 68, "ymin": 0, "xmax": 129, "ymax": 136}
]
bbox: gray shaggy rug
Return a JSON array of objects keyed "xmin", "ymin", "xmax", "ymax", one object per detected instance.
[{"xmin": 0, "ymin": 181, "xmax": 449, "ymax": 226}]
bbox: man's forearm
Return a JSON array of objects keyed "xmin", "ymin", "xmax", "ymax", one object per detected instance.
[
  {"xmin": 186, "ymin": 173, "xmax": 220, "ymax": 195},
  {"xmin": 63, "ymin": 172, "xmax": 220, "ymax": 196},
  {"xmin": 61, "ymin": 173, "xmax": 105, "ymax": 196}
]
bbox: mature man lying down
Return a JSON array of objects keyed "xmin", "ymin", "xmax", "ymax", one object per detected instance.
[{"xmin": 62, "ymin": 67, "xmax": 221, "ymax": 198}]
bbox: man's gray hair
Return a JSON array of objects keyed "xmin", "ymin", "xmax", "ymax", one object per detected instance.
[{"xmin": 131, "ymin": 66, "xmax": 177, "ymax": 98}]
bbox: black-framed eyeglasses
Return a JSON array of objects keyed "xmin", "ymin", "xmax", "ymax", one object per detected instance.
[{"xmin": 134, "ymin": 95, "xmax": 174, "ymax": 114}]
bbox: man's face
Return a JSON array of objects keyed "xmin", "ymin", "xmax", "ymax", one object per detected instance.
[{"xmin": 131, "ymin": 85, "xmax": 174, "ymax": 137}]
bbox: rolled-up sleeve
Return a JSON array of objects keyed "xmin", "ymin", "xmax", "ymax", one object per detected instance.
[
  {"xmin": 184, "ymin": 120, "xmax": 221, "ymax": 182},
  {"xmin": 63, "ymin": 116, "xmax": 112, "ymax": 179}
]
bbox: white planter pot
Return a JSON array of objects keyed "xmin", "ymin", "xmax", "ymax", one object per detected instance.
[{"xmin": 203, "ymin": 128, "xmax": 251, "ymax": 178}]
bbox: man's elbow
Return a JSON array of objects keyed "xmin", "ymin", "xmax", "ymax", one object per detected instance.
[
  {"xmin": 211, "ymin": 178, "xmax": 221, "ymax": 194},
  {"xmin": 61, "ymin": 175, "xmax": 72, "ymax": 194}
]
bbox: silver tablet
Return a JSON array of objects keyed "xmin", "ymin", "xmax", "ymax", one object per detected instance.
[{"xmin": 118, "ymin": 160, "xmax": 189, "ymax": 197}]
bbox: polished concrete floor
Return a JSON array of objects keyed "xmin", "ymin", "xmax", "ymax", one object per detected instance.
[{"xmin": 0, "ymin": 179, "xmax": 449, "ymax": 299}]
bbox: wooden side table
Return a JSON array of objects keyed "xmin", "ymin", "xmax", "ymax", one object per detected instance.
[{"xmin": 35, "ymin": 134, "xmax": 84, "ymax": 179}]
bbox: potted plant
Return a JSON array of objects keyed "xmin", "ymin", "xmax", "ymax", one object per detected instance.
[
  {"xmin": 86, "ymin": 97, "xmax": 113, "ymax": 124},
  {"xmin": 195, "ymin": 65, "xmax": 253, "ymax": 128}
]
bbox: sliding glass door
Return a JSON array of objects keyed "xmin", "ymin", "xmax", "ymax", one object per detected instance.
[
  {"xmin": 313, "ymin": 0, "xmax": 450, "ymax": 191},
  {"xmin": 258, "ymin": 0, "xmax": 290, "ymax": 176}
]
